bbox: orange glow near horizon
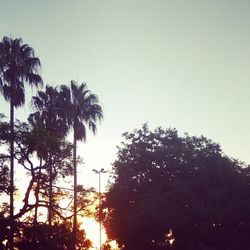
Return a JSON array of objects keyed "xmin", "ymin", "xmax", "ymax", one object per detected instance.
[
  {"xmin": 81, "ymin": 217, "xmax": 106, "ymax": 249},
  {"xmin": 80, "ymin": 217, "xmax": 120, "ymax": 250}
]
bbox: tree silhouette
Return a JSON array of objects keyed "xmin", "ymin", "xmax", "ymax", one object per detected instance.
[
  {"xmin": 59, "ymin": 81, "xmax": 103, "ymax": 249},
  {"xmin": 0, "ymin": 36, "xmax": 104, "ymax": 249},
  {"xmin": 0, "ymin": 118, "xmax": 78, "ymax": 248},
  {"xmin": 29, "ymin": 85, "xmax": 68, "ymax": 227},
  {"xmin": 0, "ymin": 114, "xmax": 10, "ymax": 195},
  {"xmin": 104, "ymin": 124, "xmax": 250, "ymax": 250},
  {"xmin": 29, "ymin": 85, "xmax": 68, "ymax": 139},
  {"xmin": 17, "ymin": 222, "xmax": 91, "ymax": 250},
  {"xmin": 0, "ymin": 36, "xmax": 43, "ymax": 250}
]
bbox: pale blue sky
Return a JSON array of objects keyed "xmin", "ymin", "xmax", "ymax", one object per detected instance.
[{"xmin": 1, "ymin": 0, "xmax": 250, "ymax": 190}]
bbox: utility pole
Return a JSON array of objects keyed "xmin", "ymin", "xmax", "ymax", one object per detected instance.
[{"xmin": 92, "ymin": 168, "xmax": 107, "ymax": 250}]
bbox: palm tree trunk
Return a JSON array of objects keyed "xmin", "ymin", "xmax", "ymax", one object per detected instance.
[
  {"xmin": 73, "ymin": 128, "xmax": 77, "ymax": 250},
  {"xmin": 9, "ymin": 101, "xmax": 14, "ymax": 250},
  {"xmin": 34, "ymin": 185, "xmax": 38, "ymax": 226},
  {"xmin": 34, "ymin": 158, "xmax": 42, "ymax": 226},
  {"xmin": 48, "ymin": 154, "xmax": 53, "ymax": 227}
]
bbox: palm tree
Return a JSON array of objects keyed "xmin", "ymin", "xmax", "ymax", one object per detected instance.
[
  {"xmin": 29, "ymin": 85, "xmax": 67, "ymax": 227},
  {"xmin": 60, "ymin": 80, "xmax": 103, "ymax": 249},
  {"xmin": 0, "ymin": 36, "xmax": 43, "ymax": 250},
  {"xmin": 29, "ymin": 85, "xmax": 68, "ymax": 139}
]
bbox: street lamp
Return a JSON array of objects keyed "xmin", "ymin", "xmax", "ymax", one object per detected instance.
[{"xmin": 92, "ymin": 168, "xmax": 107, "ymax": 250}]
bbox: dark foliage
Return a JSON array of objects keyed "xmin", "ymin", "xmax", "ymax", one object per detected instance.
[
  {"xmin": 29, "ymin": 85, "xmax": 68, "ymax": 139},
  {"xmin": 104, "ymin": 124, "xmax": 250, "ymax": 250},
  {"xmin": 0, "ymin": 36, "xmax": 103, "ymax": 250},
  {"xmin": 16, "ymin": 222, "xmax": 91, "ymax": 250},
  {"xmin": 0, "ymin": 35, "xmax": 43, "ymax": 250},
  {"xmin": 0, "ymin": 36, "xmax": 43, "ymax": 107},
  {"xmin": 0, "ymin": 115, "xmax": 10, "ymax": 193},
  {"xmin": 0, "ymin": 160, "xmax": 9, "ymax": 194},
  {"xmin": 0, "ymin": 119, "xmax": 93, "ymax": 249},
  {"xmin": 59, "ymin": 81, "xmax": 103, "ymax": 142}
]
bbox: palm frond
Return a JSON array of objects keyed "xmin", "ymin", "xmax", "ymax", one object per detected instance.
[
  {"xmin": 0, "ymin": 36, "xmax": 43, "ymax": 107},
  {"xmin": 75, "ymin": 122, "xmax": 86, "ymax": 141},
  {"xmin": 0, "ymin": 77, "xmax": 3, "ymax": 91},
  {"xmin": 29, "ymin": 84, "xmax": 70, "ymax": 138},
  {"xmin": 78, "ymin": 82, "xmax": 87, "ymax": 93},
  {"xmin": 88, "ymin": 120, "xmax": 97, "ymax": 135},
  {"xmin": 25, "ymin": 73, "xmax": 43, "ymax": 87},
  {"xmin": 23, "ymin": 57, "xmax": 41, "ymax": 70},
  {"xmin": 2, "ymin": 36, "xmax": 12, "ymax": 50},
  {"xmin": 2, "ymin": 84, "xmax": 25, "ymax": 107},
  {"xmin": 0, "ymin": 36, "xmax": 43, "ymax": 108}
]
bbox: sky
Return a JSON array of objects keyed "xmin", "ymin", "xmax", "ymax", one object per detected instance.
[{"xmin": 1, "ymin": 0, "xmax": 250, "ymax": 191}]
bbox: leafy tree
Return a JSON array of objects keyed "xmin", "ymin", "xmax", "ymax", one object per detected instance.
[
  {"xmin": 0, "ymin": 158, "xmax": 9, "ymax": 194},
  {"xmin": 13, "ymin": 122, "xmax": 74, "ymax": 221},
  {"xmin": 0, "ymin": 119, "xmax": 72, "ymax": 248},
  {"xmin": 0, "ymin": 116, "xmax": 95, "ymax": 249},
  {"xmin": 59, "ymin": 81, "xmax": 103, "ymax": 247},
  {"xmin": 0, "ymin": 36, "xmax": 43, "ymax": 250},
  {"xmin": 104, "ymin": 124, "xmax": 250, "ymax": 250}
]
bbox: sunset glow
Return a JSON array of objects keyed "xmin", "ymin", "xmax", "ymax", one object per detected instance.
[
  {"xmin": 81, "ymin": 217, "xmax": 107, "ymax": 249},
  {"xmin": 1, "ymin": 1, "xmax": 250, "ymax": 249},
  {"xmin": 81, "ymin": 217, "xmax": 120, "ymax": 250}
]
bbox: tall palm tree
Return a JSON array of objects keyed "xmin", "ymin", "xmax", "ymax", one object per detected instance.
[
  {"xmin": 29, "ymin": 85, "xmax": 67, "ymax": 227},
  {"xmin": 60, "ymin": 80, "xmax": 103, "ymax": 249},
  {"xmin": 0, "ymin": 36, "xmax": 43, "ymax": 250}
]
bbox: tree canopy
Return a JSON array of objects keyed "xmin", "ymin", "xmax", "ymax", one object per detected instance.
[
  {"xmin": 103, "ymin": 124, "xmax": 250, "ymax": 250},
  {"xmin": 0, "ymin": 98, "xmax": 96, "ymax": 250},
  {"xmin": 0, "ymin": 36, "xmax": 43, "ymax": 250},
  {"xmin": 0, "ymin": 36, "xmax": 43, "ymax": 107},
  {"xmin": 0, "ymin": 36, "xmax": 103, "ymax": 250}
]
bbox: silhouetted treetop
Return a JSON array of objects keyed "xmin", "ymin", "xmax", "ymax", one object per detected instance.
[
  {"xmin": 0, "ymin": 36, "xmax": 43, "ymax": 107},
  {"xmin": 104, "ymin": 124, "xmax": 250, "ymax": 250}
]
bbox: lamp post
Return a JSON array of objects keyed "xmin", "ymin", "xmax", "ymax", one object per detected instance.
[{"xmin": 92, "ymin": 168, "xmax": 107, "ymax": 250}]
